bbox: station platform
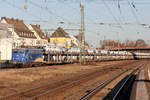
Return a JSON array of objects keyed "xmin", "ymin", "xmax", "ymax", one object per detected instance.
[{"xmin": 130, "ymin": 64, "xmax": 150, "ymax": 100}]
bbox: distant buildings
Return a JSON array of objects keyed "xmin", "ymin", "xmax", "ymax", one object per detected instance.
[
  {"xmin": 0, "ymin": 17, "xmax": 48, "ymax": 48},
  {"xmin": 0, "ymin": 17, "xmax": 36, "ymax": 47},
  {"xmin": 71, "ymin": 35, "xmax": 89, "ymax": 48},
  {"xmin": 70, "ymin": 36, "xmax": 80, "ymax": 47},
  {"xmin": 0, "ymin": 17, "xmax": 89, "ymax": 49},
  {"xmin": 0, "ymin": 23, "xmax": 13, "ymax": 60},
  {"xmin": 49, "ymin": 27, "xmax": 72, "ymax": 48},
  {"xmin": 49, "ymin": 27, "xmax": 89, "ymax": 48},
  {"xmin": 28, "ymin": 24, "xmax": 48, "ymax": 46}
]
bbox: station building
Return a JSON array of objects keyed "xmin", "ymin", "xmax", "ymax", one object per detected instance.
[
  {"xmin": 28, "ymin": 24, "xmax": 48, "ymax": 46},
  {"xmin": 49, "ymin": 27, "xmax": 72, "ymax": 48},
  {"xmin": 0, "ymin": 17, "xmax": 48, "ymax": 47},
  {"xmin": 0, "ymin": 23, "xmax": 13, "ymax": 61},
  {"xmin": 0, "ymin": 17, "xmax": 37, "ymax": 48},
  {"xmin": 49, "ymin": 27, "xmax": 89, "ymax": 48}
]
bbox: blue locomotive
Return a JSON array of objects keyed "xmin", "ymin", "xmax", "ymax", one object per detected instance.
[{"xmin": 12, "ymin": 48, "xmax": 43, "ymax": 67}]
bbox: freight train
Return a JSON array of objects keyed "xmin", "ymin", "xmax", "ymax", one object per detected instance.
[{"xmin": 11, "ymin": 47, "xmax": 150, "ymax": 67}]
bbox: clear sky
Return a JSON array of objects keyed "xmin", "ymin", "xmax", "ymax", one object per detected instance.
[{"xmin": 0, "ymin": 0, "xmax": 150, "ymax": 47}]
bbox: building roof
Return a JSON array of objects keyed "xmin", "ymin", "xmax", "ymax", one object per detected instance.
[
  {"xmin": 1, "ymin": 17, "xmax": 36, "ymax": 38},
  {"xmin": 30, "ymin": 24, "xmax": 47, "ymax": 39},
  {"xmin": 51, "ymin": 27, "xmax": 70, "ymax": 38},
  {"xmin": 108, "ymin": 46, "xmax": 150, "ymax": 51}
]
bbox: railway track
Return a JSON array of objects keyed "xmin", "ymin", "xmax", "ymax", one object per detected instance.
[
  {"xmin": 80, "ymin": 63, "xmax": 144, "ymax": 100},
  {"xmin": 0, "ymin": 61, "xmax": 143, "ymax": 100}
]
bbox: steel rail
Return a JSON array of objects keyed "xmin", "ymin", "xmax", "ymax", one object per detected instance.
[
  {"xmin": 30, "ymin": 62, "xmax": 140, "ymax": 100},
  {"xmin": 112, "ymin": 64, "xmax": 143, "ymax": 100},
  {"xmin": 0, "ymin": 61, "xmax": 141, "ymax": 100},
  {"xmin": 29, "ymin": 66, "xmax": 118, "ymax": 100},
  {"xmin": 80, "ymin": 63, "xmax": 144, "ymax": 100},
  {"xmin": 1, "ymin": 63, "xmax": 123, "ymax": 100}
]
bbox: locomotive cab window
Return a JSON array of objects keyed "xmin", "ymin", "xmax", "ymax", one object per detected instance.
[
  {"xmin": 13, "ymin": 50, "xmax": 18, "ymax": 53},
  {"xmin": 20, "ymin": 50, "xmax": 24, "ymax": 53}
]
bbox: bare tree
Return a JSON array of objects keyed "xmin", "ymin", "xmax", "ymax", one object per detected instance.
[
  {"xmin": 135, "ymin": 39, "xmax": 148, "ymax": 47},
  {"xmin": 128, "ymin": 40, "xmax": 135, "ymax": 47}
]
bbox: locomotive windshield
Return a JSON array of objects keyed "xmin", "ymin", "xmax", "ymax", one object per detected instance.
[
  {"xmin": 13, "ymin": 49, "xmax": 17, "ymax": 53},
  {"xmin": 20, "ymin": 50, "xmax": 24, "ymax": 53}
]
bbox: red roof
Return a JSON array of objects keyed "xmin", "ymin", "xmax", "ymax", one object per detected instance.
[
  {"xmin": 109, "ymin": 46, "xmax": 150, "ymax": 50},
  {"xmin": 30, "ymin": 24, "xmax": 47, "ymax": 39},
  {"xmin": 1, "ymin": 17, "xmax": 36, "ymax": 38}
]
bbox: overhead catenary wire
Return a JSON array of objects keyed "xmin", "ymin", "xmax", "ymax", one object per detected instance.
[
  {"xmin": 2, "ymin": 0, "xmax": 80, "ymax": 28},
  {"xmin": 27, "ymin": 0, "xmax": 80, "ymax": 27},
  {"xmin": 95, "ymin": 0, "xmax": 149, "ymax": 44},
  {"xmin": 126, "ymin": 0, "xmax": 150, "ymax": 33},
  {"xmin": 61, "ymin": 0, "xmax": 146, "ymax": 28},
  {"xmin": 101, "ymin": 0, "xmax": 124, "ymax": 30},
  {"xmin": 104, "ymin": 0, "xmax": 150, "ymax": 35},
  {"xmin": 2, "ymin": 0, "xmax": 150, "ymax": 35},
  {"xmin": 126, "ymin": 0, "xmax": 140, "ymax": 24},
  {"xmin": 2, "ymin": 0, "xmax": 41, "ymax": 19},
  {"xmin": 52, "ymin": 1, "xmax": 81, "ymax": 28},
  {"xmin": 77, "ymin": 0, "xmax": 150, "ymax": 5},
  {"xmin": 113, "ymin": 0, "xmax": 127, "ymax": 23}
]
